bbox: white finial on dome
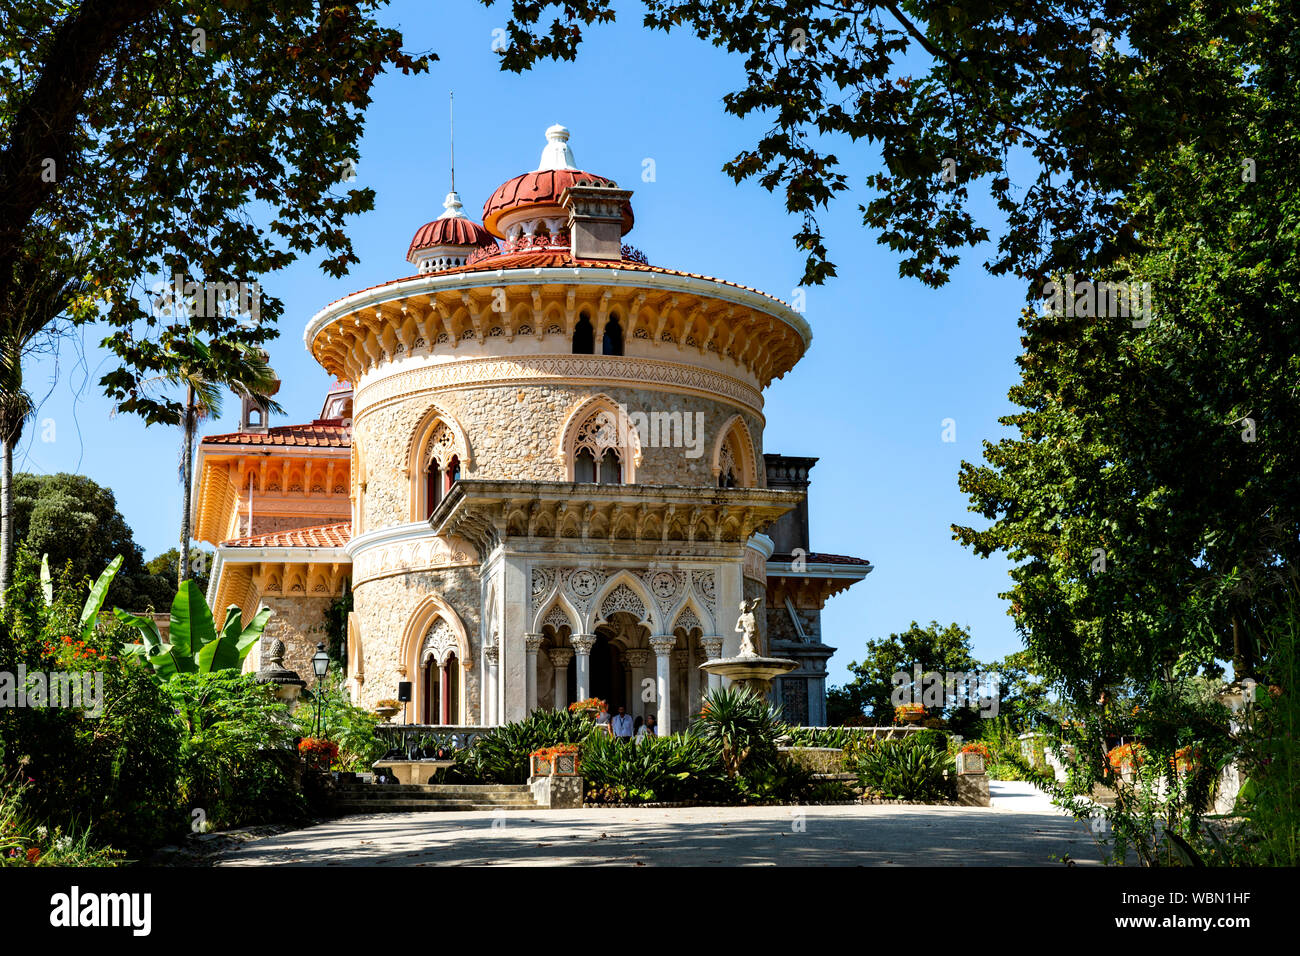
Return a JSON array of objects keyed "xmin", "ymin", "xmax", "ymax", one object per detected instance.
[
  {"xmin": 438, "ymin": 191, "xmax": 466, "ymax": 219},
  {"xmin": 537, "ymin": 124, "xmax": 577, "ymax": 171}
]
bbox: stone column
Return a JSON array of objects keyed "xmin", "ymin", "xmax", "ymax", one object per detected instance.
[
  {"xmin": 439, "ymin": 661, "xmax": 451, "ymax": 725},
  {"xmin": 548, "ymin": 647, "xmax": 574, "ymax": 711},
  {"xmin": 570, "ymin": 634, "xmax": 596, "ymax": 701},
  {"xmin": 649, "ymin": 635, "xmax": 677, "ymax": 735},
  {"xmin": 685, "ymin": 642, "xmax": 700, "ymax": 714},
  {"xmin": 623, "ymin": 649, "xmax": 648, "ymax": 719},
  {"xmin": 483, "ymin": 644, "xmax": 499, "ymax": 726},
  {"xmin": 524, "ymin": 633, "xmax": 545, "ymax": 714},
  {"xmin": 700, "ymin": 636, "xmax": 724, "ymax": 694}
]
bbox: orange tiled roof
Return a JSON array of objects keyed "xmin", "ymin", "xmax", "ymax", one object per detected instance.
[
  {"xmin": 202, "ymin": 420, "xmax": 351, "ymax": 448},
  {"xmin": 224, "ymin": 522, "xmax": 352, "ymax": 549}
]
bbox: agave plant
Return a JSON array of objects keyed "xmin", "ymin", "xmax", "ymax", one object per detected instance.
[
  {"xmin": 114, "ymin": 579, "xmax": 271, "ymax": 680},
  {"xmin": 691, "ymin": 687, "xmax": 787, "ymax": 778}
]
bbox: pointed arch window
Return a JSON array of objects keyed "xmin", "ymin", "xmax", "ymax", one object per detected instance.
[
  {"xmin": 424, "ymin": 422, "xmax": 460, "ymax": 519},
  {"xmin": 573, "ymin": 313, "xmax": 594, "ymax": 354},
  {"xmin": 602, "ymin": 315, "xmax": 624, "ymax": 356},
  {"xmin": 573, "ymin": 409, "xmax": 626, "ymax": 485}
]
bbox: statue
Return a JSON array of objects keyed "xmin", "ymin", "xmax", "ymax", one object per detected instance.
[{"xmin": 735, "ymin": 598, "xmax": 763, "ymax": 657}]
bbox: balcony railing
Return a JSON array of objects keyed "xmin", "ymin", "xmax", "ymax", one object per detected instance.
[{"xmin": 375, "ymin": 724, "xmax": 489, "ymax": 757}]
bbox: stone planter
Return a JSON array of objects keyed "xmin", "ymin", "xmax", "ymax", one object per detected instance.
[
  {"xmin": 531, "ymin": 751, "xmax": 580, "ymax": 777},
  {"xmin": 955, "ymin": 751, "xmax": 986, "ymax": 775},
  {"xmin": 374, "ymin": 706, "xmax": 399, "ymax": 722},
  {"xmin": 530, "ymin": 755, "xmax": 553, "ymax": 777}
]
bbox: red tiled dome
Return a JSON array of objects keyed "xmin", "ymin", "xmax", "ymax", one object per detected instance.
[
  {"xmin": 406, "ymin": 215, "xmax": 496, "ymax": 259},
  {"xmin": 482, "ymin": 168, "xmax": 633, "ymax": 238}
]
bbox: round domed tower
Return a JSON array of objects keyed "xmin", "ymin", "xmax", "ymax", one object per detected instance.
[{"xmin": 306, "ymin": 126, "xmax": 811, "ymax": 730}]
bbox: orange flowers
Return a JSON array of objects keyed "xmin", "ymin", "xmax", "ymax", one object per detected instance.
[
  {"xmin": 1107, "ymin": 742, "xmax": 1144, "ymax": 771},
  {"xmin": 530, "ymin": 744, "xmax": 580, "ymax": 759},
  {"xmin": 298, "ymin": 737, "xmax": 339, "ymax": 772},
  {"xmin": 893, "ymin": 703, "xmax": 925, "ymax": 723},
  {"xmin": 568, "ymin": 697, "xmax": 607, "ymax": 715},
  {"xmin": 960, "ymin": 743, "xmax": 991, "ymax": 759}
]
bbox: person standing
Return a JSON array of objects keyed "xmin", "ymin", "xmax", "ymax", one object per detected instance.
[
  {"xmin": 637, "ymin": 714, "xmax": 657, "ymax": 738},
  {"xmin": 612, "ymin": 705, "xmax": 634, "ymax": 740}
]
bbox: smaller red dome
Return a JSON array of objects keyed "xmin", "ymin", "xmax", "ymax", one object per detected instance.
[
  {"xmin": 483, "ymin": 169, "xmax": 633, "ymax": 238},
  {"xmin": 407, "ymin": 191, "xmax": 497, "ymax": 262}
]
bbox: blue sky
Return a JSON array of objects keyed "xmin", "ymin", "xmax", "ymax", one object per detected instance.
[{"xmin": 20, "ymin": 0, "xmax": 1030, "ymax": 685}]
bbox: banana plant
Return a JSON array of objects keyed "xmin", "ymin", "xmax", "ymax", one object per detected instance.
[{"xmin": 115, "ymin": 579, "xmax": 271, "ymax": 679}]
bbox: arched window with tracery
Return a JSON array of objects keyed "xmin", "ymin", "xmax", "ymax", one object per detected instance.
[
  {"xmin": 573, "ymin": 409, "xmax": 625, "ymax": 485},
  {"xmin": 424, "ymin": 422, "xmax": 459, "ymax": 518},
  {"xmin": 718, "ymin": 438, "xmax": 739, "ymax": 488},
  {"xmin": 714, "ymin": 417, "xmax": 756, "ymax": 489}
]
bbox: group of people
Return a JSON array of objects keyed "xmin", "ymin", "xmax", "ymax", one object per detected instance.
[{"xmin": 594, "ymin": 704, "xmax": 656, "ymax": 740}]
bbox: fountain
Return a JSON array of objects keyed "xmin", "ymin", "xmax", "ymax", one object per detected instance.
[{"xmin": 698, "ymin": 598, "xmax": 798, "ymax": 696}]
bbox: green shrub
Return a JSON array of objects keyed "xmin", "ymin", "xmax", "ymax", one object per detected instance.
[
  {"xmin": 1, "ymin": 553, "xmax": 184, "ymax": 855},
  {"xmin": 580, "ymin": 732, "xmax": 731, "ymax": 803},
  {"xmin": 855, "ymin": 737, "xmax": 956, "ymax": 801},
  {"xmin": 167, "ymin": 670, "xmax": 306, "ymax": 829},
  {"xmin": 296, "ymin": 666, "xmax": 384, "ymax": 771},
  {"xmin": 450, "ymin": 708, "xmax": 591, "ymax": 784},
  {"xmin": 0, "ymin": 775, "xmax": 123, "ymax": 867},
  {"xmin": 740, "ymin": 759, "xmax": 817, "ymax": 804}
]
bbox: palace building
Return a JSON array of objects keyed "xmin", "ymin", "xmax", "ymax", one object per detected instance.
[{"xmin": 192, "ymin": 125, "xmax": 871, "ymax": 731}]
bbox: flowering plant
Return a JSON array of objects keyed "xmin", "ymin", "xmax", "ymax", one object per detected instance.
[
  {"xmin": 40, "ymin": 634, "xmax": 109, "ymax": 670},
  {"xmin": 1107, "ymin": 742, "xmax": 1145, "ymax": 771},
  {"xmin": 568, "ymin": 697, "xmax": 607, "ymax": 716},
  {"xmin": 959, "ymin": 743, "xmax": 991, "ymax": 760},
  {"xmin": 298, "ymin": 737, "xmax": 339, "ymax": 772},
  {"xmin": 374, "ymin": 699, "xmax": 402, "ymax": 710},
  {"xmin": 893, "ymin": 703, "xmax": 925, "ymax": 723},
  {"xmin": 530, "ymin": 744, "xmax": 581, "ymax": 759}
]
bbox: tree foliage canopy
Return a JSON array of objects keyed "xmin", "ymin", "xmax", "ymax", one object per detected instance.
[{"xmin": 0, "ymin": 1, "xmax": 428, "ymax": 424}]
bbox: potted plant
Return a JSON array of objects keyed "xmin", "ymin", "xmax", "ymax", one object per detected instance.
[
  {"xmin": 894, "ymin": 703, "xmax": 925, "ymax": 724},
  {"xmin": 956, "ymin": 742, "xmax": 990, "ymax": 775},
  {"xmin": 530, "ymin": 744, "xmax": 581, "ymax": 778},
  {"xmin": 299, "ymin": 737, "xmax": 339, "ymax": 773},
  {"xmin": 374, "ymin": 699, "xmax": 402, "ymax": 722},
  {"xmin": 1107, "ymin": 742, "xmax": 1144, "ymax": 781}
]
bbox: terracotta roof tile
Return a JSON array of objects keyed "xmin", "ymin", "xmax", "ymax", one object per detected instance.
[
  {"xmin": 224, "ymin": 522, "xmax": 352, "ymax": 549},
  {"xmin": 202, "ymin": 420, "xmax": 351, "ymax": 448},
  {"xmin": 770, "ymin": 551, "xmax": 872, "ymax": 567}
]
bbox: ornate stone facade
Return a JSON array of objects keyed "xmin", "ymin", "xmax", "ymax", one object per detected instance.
[{"xmin": 193, "ymin": 124, "xmax": 868, "ymax": 730}]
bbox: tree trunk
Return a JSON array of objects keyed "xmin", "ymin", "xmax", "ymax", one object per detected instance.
[
  {"xmin": 178, "ymin": 383, "xmax": 195, "ymax": 586},
  {"xmin": 0, "ymin": 434, "xmax": 12, "ymax": 606}
]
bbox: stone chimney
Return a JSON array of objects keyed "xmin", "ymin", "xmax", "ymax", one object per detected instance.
[{"xmin": 561, "ymin": 183, "xmax": 634, "ymax": 261}]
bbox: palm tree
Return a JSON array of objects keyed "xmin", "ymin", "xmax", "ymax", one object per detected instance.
[
  {"xmin": 0, "ymin": 241, "xmax": 93, "ymax": 602},
  {"xmin": 134, "ymin": 332, "xmax": 283, "ymax": 586}
]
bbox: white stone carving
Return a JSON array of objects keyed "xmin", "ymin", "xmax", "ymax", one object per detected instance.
[
  {"xmin": 421, "ymin": 618, "xmax": 458, "ymax": 666},
  {"xmin": 599, "ymin": 583, "xmax": 647, "ymax": 622}
]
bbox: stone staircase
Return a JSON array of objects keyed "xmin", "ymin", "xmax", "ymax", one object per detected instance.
[{"xmin": 335, "ymin": 783, "xmax": 541, "ymax": 814}]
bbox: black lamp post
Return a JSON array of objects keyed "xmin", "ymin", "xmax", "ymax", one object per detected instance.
[{"xmin": 311, "ymin": 641, "xmax": 330, "ymax": 738}]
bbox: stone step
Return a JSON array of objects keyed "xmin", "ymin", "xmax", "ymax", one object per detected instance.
[
  {"xmin": 338, "ymin": 792, "xmax": 535, "ymax": 804},
  {"xmin": 336, "ymin": 800, "xmax": 539, "ymax": 813},
  {"xmin": 343, "ymin": 790, "xmax": 535, "ymax": 796}
]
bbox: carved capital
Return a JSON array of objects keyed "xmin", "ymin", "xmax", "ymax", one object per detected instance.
[
  {"xmin": 700, "ymin": 636, "xmax": 724, "ymax": 660},
  {"xmin": 547, "ymin": 647, "xmax": 575, "ymax": 667},
  {"xmin": 648, "ymin": 635, "xmax": 677, "ymax": 657},
  {"xmin": 569, "ymin": 633, "xmax": 597, "ymax": 655},
  {"xmin": 524, "ymin": 632, "xmax": 546, "ymax": 653},
  {"xmin": 622, "ymin": 649, "xmax": 649, "ymax": 668},
  {"xmin": 484, "ymin": 645, "xmax": 500, "ymax": 667}
]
